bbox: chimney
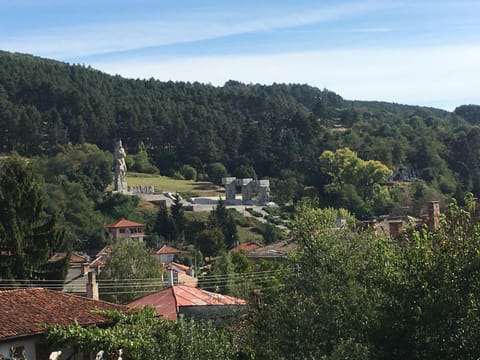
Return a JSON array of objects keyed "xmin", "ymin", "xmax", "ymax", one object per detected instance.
[
  {"xmin": 389, "ymin": 220, "xmax": 403, "ymax": 239},
  {"xmin": 427, "ymin": 201, "xmax": 440, "ymax": 231},
  {"xmin": 167, "ymin": 270, "xmax": 175, "ymax": 287},
  {"xmin": 86, "ymin": 271, "xmax": 99, "ymax": 300},
  {"xmin": 81, "ymin": 262, "xmax": 90, "ymax": 276}
]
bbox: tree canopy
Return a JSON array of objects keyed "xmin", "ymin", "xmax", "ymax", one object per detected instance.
[
  {"xmin": 0, "ymin": 157, "xmax": 64, "ymax": 280},
  {"xmin": 2, "ymin": 50, "xmax": 480, "ymax": 215},
  {"xmin": 249, "ymin": 197, "xmax": 480, "ymax": 359}
]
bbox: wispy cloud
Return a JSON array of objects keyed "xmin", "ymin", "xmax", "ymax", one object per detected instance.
[
  {"xmin": 0, "ymin": 1, "xmax": 389, "ymax": 58},
  {"xmin": 90, "ymin": 44, "xmax": 480, "ymax": 110}
]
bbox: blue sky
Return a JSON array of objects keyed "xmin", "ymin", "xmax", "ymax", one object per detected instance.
[{"xmin": 1, "ymin": 0, "xmax": 479, "ymax": 110}]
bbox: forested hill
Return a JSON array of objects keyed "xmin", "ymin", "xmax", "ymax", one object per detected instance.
[{"xmin": 1, "ymin": 50, "xmax": 480, "ymax": 210}]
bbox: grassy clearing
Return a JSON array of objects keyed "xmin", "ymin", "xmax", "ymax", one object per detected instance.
[
  {"xmin": 126, "ymin": 172, "xmax": 222, "ymax": 197},
  {"xmin": 237, "ymin": 225, "xmax": 263, "ymax": 243}
]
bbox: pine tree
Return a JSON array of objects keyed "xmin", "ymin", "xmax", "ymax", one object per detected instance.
[
  {"xmin": 170, "ymin": 193, "xmax": 185, "ymax": 242},
  {"xmin": 0, "ymin": 158, "xmax": 64, "ymax": 281},
  {"xmin": 209, "ymin": 199, "xmax": 239, "ymax": 248}
]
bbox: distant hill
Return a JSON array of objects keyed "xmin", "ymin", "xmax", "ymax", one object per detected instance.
[{"xmin": 1, "ymin": 50, "xmax": 479, "ymax": 202}]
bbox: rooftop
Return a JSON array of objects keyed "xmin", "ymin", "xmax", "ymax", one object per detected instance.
[
  {"xmin": 230, "ymin": 241, "xmax": 262, "ymax": 253},
  {"xmin": 106, "ymin": 218, "xmax": 145, "ymax": 228},
  {"xmin": 246, "ymin": 239, "xmax": 297, "ymax": 259},
  {"xmin": 127, "ymin": 285, "xmax": 245, "ymax": 320},
  {"xmin": 155, "ymin": 244, "xmax": 183, "ymax": 255},
  {"xmin": 0, "ymin": 288, "xmax": 127, "ymax": 341}
]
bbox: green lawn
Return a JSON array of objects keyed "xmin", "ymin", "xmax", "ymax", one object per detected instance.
[
  {"xmin": 126, "ymin": 172, "xmax": 222, "ymax": 197},
  {"xmin": 237, "ymin": 225, "xmax": 263, "ymax": 243},
  {"xmin": 126, "ymin": 173, "xmax": 265, "ymax": 243}
]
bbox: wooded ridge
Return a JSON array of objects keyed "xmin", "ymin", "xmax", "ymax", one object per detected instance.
[{"xmin": 1, "ymin": 50, "xmax": 480, "ymax": 215}]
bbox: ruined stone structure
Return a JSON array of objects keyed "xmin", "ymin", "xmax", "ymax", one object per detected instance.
[
  {"xmin": 129, "ymin": 185, "xmax": 155, "ymax": 194},
  {"xmin": 222, "ymin": 177, "xmax": 270, "ymax": 205},
  {"xmin": 114, "ymin": 140, "xmax": 128, "ymax": 193}
]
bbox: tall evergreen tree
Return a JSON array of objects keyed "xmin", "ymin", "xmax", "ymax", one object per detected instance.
[
  {"xmin": 170, "ymin": 193, "xmax": 186, "ymax": 242},
  {"xmin": 209, "ymin": 199, "xmax": 239, "ymax": 248},
  {"xmin": 0, "ymin": 157, "xmax": 64, "ymax": 281}
]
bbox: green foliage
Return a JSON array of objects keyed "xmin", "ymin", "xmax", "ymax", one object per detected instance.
[
  {"xmin": 170, "ymin": 194, "xmax": 186, "ymax": 241},
  {"xmin": 96, "ymin": 192, "xmax": 141, "ymax": 222},
  {"xmin": 455, "ymin": 104, "xmax": 480, "ymax": 124},
  {"xmin": 0, "ymin": 157, "xmax": 64, "ymax": 281},
  {"xmin": 319, "ymin": 147, "xmax": 393, "ymax": 218},
  {"xmin": 154, "ymin": 205, "xmax": 176, "ymax": 243},
  {"xmin": 1, "ymin": 50, "xmax": 479, "ymax": 216},
  {"xmin": 45, "ymin": 180, "xmax": 105, "ymax": 249},
  {"xmin": 249, "ymin": 196, "xmax": 480, "ymax": 359},
  {"xmin": 245, "ymin": 208, "xmax": 263, "ymax": 217},
  {"xmin": 128, "ymin": 147, "xmax": 159, "ymax": 174},
  {"xmin": 45, "ymin": 307, "xmax": 241, "ymax": 360},
  {"xmin": 179, "ymin": 164, "xmax": 197, "ymax": 181},
  {"xmin": 201, "ymin": 250, "xmax": 277, "ymax": 299},
  {"xmin": 260, "ymin": 222, "xmax": 283, "ymax": 244},
  {"xmin": 98, "ymin": 241, "xmax": 164, "ymax": 303},
  {"xmin": 207, "ymin": 162, "xmax": 228, "ymax": 185},
  {"xmin": 375, "ymin": 195, "xmax": 480, "ymax": 359},
  {"xmin": 270, "ymin": 176, "xmax": 303, "ymax": 205},
  {"xmin": 42, "ymin": 143, "xmax": 113, "ymax": 199},
  {"xmin": 234, "ymin": 164, "xmax": 257, "ymax": 179},
  {"xmin": 209, "ymin": 200, "xmax": 239, "ymax": 248},
  {"xmin": 153, "ymin": 195, "xmax": 185, "ymax": 243},
  {"xmin": 195, "ymin": 227, "xmax": 225, "ymax": 261}
]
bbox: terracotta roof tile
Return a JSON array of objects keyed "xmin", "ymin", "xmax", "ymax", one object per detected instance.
[
  {"xmin": 106, "ymin": 218, "xmax": 145, "ymax": 228},
  {"xmin": 126, "ymin": 285, "xmax": 245, "ymax": 320},
  {"xmin": 48, "ymin": 252, "xmax": 90, "ymax": 264},
  {"xmin": 0, "ymin": 288, "xmax": 127, "ymax": 341},
  {"xmin": 246, "ymin": 239, "xmax": 297, "ymax": 259},
  {"xmin": 165, "ymin": 262, "xmax": 190, "ymax": 273},
  {"xmin": 230, "ymin": 241, "xmax": 262, "ymax": 253},
  {"xmin": 155, "ymin": 245, "xmax": 183, "ymax": 255}
]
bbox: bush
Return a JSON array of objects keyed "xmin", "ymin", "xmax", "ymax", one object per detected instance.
[
  {"xmin": 207, "ymin": 162, "xmax": 228, "ymax": 185},
  {"xmin": 172, "ymin": 171, "xmax": 185, "ymax": 180},
  {"xmin": 179, "ymin": 165, "xmax": 197, "ymax": 181},
  {"xmin": 246, "ymin": 208, "xmax": 263, "ymax": 217}
]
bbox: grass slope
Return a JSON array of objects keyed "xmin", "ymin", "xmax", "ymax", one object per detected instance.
[{"xmin": 126, "ymin": 172, "xmax": 222, "ymax": 197}]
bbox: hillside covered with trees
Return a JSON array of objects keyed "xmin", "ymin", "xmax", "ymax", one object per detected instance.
[{"xmin": 1, "ymin": 50, "xmax": 480, "ymax": 218}]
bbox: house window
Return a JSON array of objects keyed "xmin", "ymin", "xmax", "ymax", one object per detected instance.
[
  {"xmin": 119, "ymin": 228, "xmax": 126, "ymax": 233},
  {"xmin": 11, "ymin": 346, "xmax": 25, "ymax": 359}
]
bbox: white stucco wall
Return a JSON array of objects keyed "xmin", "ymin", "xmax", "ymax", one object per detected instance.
[{"xmin": 0, "ymin": 336, "xmax": 39, "ymax": 360}]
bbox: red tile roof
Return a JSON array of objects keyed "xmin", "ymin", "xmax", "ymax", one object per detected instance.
[
  {"xmin": 246, "ymin": 239, "xmax": 297, "ymax": 259},
  {"xmin": 106, "ymin": 218, "xmax": 145, "ymax": 228},
  {"xmin": 165, "ymin": 262, "xmax": 190, "ymax": 273},
  {"xmin": 155, "ymin": 245, "xmax": 183, "ymax": 255},
  {"xmin": 0, "ymin": 288, "xmax": 127, "ymax": 341},
  {"xmin": 230, "ymin": 241, "xmax": 262, "ymax": 253},
  {"xmin": 127, "ymin": 285, "xmax": 246, "ymax": 320},
  {"xmin": 48, "ymin": 252, "xmax": 89, "ymax": 264}
]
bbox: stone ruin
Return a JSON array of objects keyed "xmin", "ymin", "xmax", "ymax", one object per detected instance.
[
  {"xmin": 222, "ymin": 177, "xmax": 270, "ymax": 205},
  {"xmin": 129, "ymin": 185, "xmax": 155, "ymax": 195}
]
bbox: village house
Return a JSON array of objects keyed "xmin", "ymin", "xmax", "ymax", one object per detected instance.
[
  {"xmin": 164, "ymin": 262, "xmax": 197, "ymax": 287},
  {"xmin": 106, "ymin": 218, "xmax": 146, "ymax": 242},
  {"xmin": 127, "ymin": 284, "xmax": 245, "ymax": 321},
  {"xmin": 0, "ymin": 288, "xmax": 126, "ymax": 360},
  {"xmin": 48, "ymin": 247, "xmax": 110, "ymax": 296},
  {"xmin": 361, "ymin": 200, "xmax": 441, "ymax": 238},
  {"xmin": 154, "ymin": 244, "xmax": 183, "ymax": 264}
]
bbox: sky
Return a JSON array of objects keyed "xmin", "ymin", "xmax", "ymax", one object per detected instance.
[{"xmin": 1, "ymin": 0, "xmax": 479, "ymax": 110}]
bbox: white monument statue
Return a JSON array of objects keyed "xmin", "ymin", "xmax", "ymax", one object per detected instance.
[{"xmin": 114, "ymin": 140, "xmax": 128, "ymax": 193}]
